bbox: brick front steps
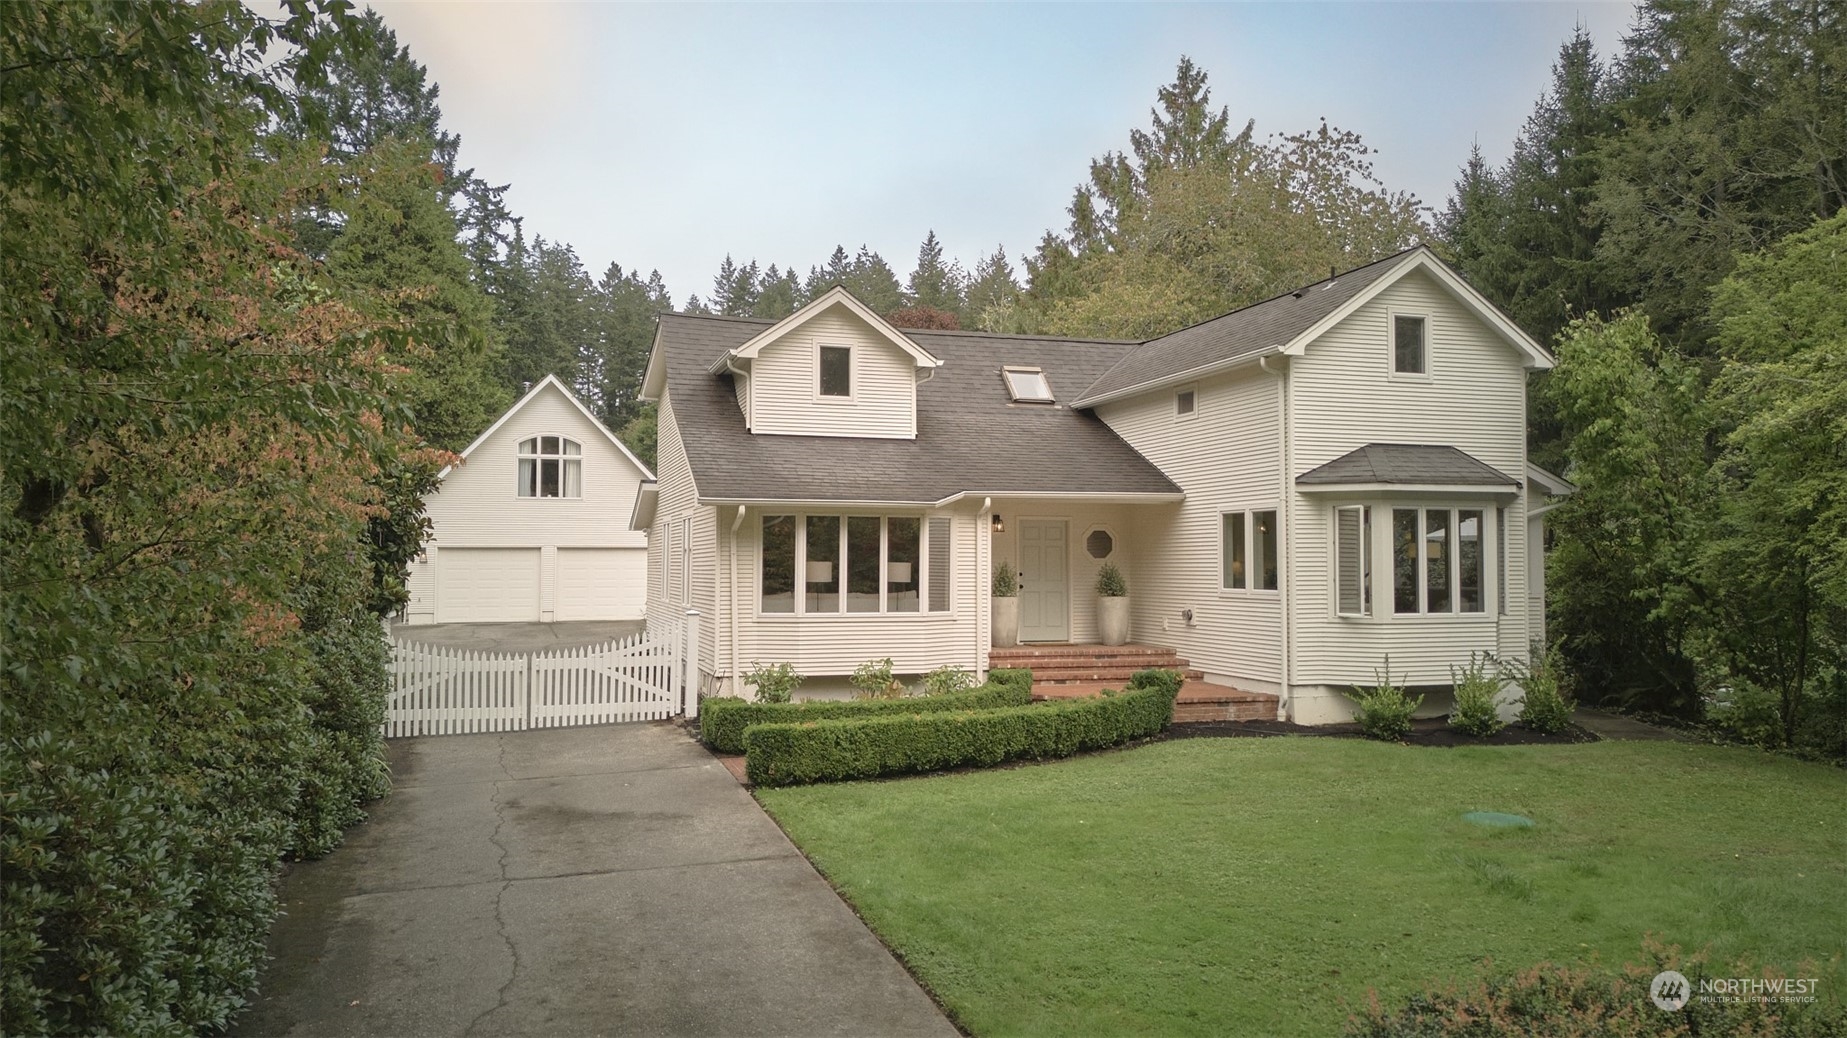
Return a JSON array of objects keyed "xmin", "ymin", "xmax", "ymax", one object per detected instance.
[{"xmin": 995, "ymin": 643, "xmax": 1280, "ymax": 722}]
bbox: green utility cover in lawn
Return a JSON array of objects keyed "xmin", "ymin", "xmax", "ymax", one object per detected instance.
[{"xmin": 1462, "ymin": 811, "xmax": 1536, "ymax": 828}]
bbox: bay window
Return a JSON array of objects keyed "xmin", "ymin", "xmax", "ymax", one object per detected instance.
[
  {"xmin": 1334, "ymin": 505, "xmax": 1369, "ymax": 617},
  {"xmin": 761, "ymin": 513, "xmax": 947, "ymax": 614},
  {"xmin": 1390, "ymin": 506, "xmax": 1486, "ymax": 615}
]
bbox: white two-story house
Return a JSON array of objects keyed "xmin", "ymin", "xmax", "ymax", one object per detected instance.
[{"xmin": 633, "ymin": 246, "xmax": 1569, "ymax": 723}]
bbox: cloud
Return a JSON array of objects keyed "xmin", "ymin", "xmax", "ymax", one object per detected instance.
[{"xmin": 372, "ymin": 1, "xmax": 592, "ymax": 150}]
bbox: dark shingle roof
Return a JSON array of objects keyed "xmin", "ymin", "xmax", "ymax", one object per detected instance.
[
  {"xmin": 657, "ymin": 313, "xmax": 1181, "ymax": 504},
  {"xmin": 1074, "ymin": 248, "xmax": 1423, "ymax": 406},
  {"xmin": 1295, "ymin": 444, "xmax": 1521, "ymax": 488}
]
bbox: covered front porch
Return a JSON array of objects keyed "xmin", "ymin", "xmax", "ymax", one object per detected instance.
[
  {"xmin": 984, "ymin": 495, "xmax": 1168, "ymax": 647},
  {"xmin": 989, "ymin": 644, "xmax": 1280, "ymax": 722}
]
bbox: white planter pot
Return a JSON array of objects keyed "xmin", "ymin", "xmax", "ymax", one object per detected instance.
[
  {"xmin": 1098, "ymin": 596, "xmax": 1130, "ymax": 646},
  {"xmin": 992, "ymin": 596, "xmax": 1020, "ymax": 647}
]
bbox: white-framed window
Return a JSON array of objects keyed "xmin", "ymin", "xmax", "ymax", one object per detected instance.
[
  {"xmin": 759, "ymin": 513, "xmax": 948, "ymax": 615},
  {"xmin": 1391, "ymin": 313, "xmax": 1428, "ymax": 377},
  {"xmin": 1391, "ymin": 506, "xmax": 1485, "ymax": 614},
  {"xmin": 1175, "ymin": 386, "xmax": 1197, "ymax": 417},
  {"xmin": 1219, "ymin": 508, "xmax": 1278, "ymax": 591},
  {"xmin": 517, "ymin": 436, "xmax": 582, "ymax": 498},
  {"xmin": 1334, "ymin": 505, "xmax": 1370, "ymax": 617},
  {"xmin": 818, "ymin": 343, "xmax": 852, "ymax": 398},
  {"xmin": 1002, "ymin": 366, "xmax": 1054, "ymax": 403}
]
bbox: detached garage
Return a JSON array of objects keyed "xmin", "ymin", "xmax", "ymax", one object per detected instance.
[{"xmin": 403, "ymin": 376, "xmax": 654, "ymax": 625}]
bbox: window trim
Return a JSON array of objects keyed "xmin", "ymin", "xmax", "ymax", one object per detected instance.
[
  {"xmin": 815, "ymin": 341, "xmax": 854, "ymax": 402},
  {"xmin": 1387, "ymin": 310, "xmax": 1432, "ymax": 382},
  {"xmin": 515, "ymin": 434, "xmax": 584, "ymax": 499},
  {"xmin": 679, "ymin": 516, "xmax": 692, "ymax": 604},
  {"xmin": 1218, "ymin": 507, "xmax": 1279, "ymax": 595},
  {"xmin": 1175, "ymin": 385, "xmax": 1198, "ymax": 419},
  {"xmin": 758, "ymin": 511, "xmax": 949, "ymax": 617}
]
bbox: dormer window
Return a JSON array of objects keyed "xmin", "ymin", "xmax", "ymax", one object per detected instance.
[
  {"xmin": 1002, "ymin": 366, "xmax": 1054, "ymax": 403},
  {"xmin": 517, "ymin": 436, "xmax": 582, "ymax": 498},
  {"xmin": 819, "ymin": 345, "xmax": 852, "ymax": 398}
]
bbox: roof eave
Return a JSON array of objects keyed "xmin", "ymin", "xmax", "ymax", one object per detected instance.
[
  {"xmin": 1070, "ymin": 349, "xmax": 1278, "ymax": 410},
  {"xmin": 1294, "ymin": 481, "xmax": 1521, "ymax": 495}
]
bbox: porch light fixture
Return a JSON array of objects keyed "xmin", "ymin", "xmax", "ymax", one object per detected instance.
[{"xmin": 991, "ymin": 514, "xmax": 1005, "ymax": 534}]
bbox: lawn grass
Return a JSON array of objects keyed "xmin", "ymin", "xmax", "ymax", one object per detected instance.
[{"xmin": 755, "ymin": 738, "xmax": 1847, "ymax": 1037}]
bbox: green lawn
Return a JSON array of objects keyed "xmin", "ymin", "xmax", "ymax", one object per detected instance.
[{"xmin": 756, "ymin": 738, "xmax": 1847, "ymax": 1037}]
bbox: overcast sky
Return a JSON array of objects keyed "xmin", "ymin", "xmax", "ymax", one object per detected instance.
[{"xmin": 372, "ymin": 1, "xmax": 1638, "ymax": 303}]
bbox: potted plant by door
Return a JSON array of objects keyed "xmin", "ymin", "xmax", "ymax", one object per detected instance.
[
  {"xmin": 992, "ymin": 562, "xmax": 1020, "ymax": 647},
  {"xmin": 1096, "ymin": 563, "xmax": 1130, "ymax": 646}
]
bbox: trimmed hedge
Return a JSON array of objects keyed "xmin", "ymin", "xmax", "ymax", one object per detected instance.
[
  {"xmin": 700, "ymin": 667, "xmax": 1034, "ymax": 754},
  {"xmin": 743, "ymin": 669, "xmax": 1181, "ymax": 786}
]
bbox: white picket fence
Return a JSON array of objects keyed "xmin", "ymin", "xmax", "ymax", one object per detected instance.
[{"xmin": 385, "ymin": 611, "xmax": 700, "ymax": 738}]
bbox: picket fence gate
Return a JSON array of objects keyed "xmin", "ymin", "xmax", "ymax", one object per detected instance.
[{"xmin": 385, "ymin": 611, "xmax": 700, "ymax": 738}]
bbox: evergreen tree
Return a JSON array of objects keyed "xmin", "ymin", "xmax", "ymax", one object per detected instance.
[
  {"xmin": 711, "ymin": 254, "xmax": 761, "ymax": 316},
  {"xmin": 964, "ymin": 244, "xmax": 1021, "ymax": 331},
  {"xmin": 683, "ymin": 293, "xmax": 711, "ymax": 314},
  {"xmin": 585, "ymin": 263, "xmax": 670, "ymax": 430},
  {"xmin": 754, "ymin": 264, "xmax": 802, "ymax": 318},
  {"xmin": 501, "ymin": 237, "xmax": 596, "ymax": 393},
  {"xmin": 845, "ymin": 245, "xmax": 904, "ymax": 313},
  {"xmin": 905, "ymin": 230, "xmax": 966, "ymax": 313},
  {"xmin": 326, "ymin": 140, "xmax": 509, "ymax": 451}
]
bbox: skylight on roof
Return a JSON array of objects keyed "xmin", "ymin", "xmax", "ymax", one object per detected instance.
[{"xmin": 1002, "ymin": 366, "xmax": 1054, "ymax": 403}]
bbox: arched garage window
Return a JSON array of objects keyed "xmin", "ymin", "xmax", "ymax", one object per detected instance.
[{"xmin": 517, "ymin": 436, "xmax": 582, "ymax": 498}]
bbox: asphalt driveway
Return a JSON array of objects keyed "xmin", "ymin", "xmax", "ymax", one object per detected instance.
[{"xmin": 233, "ymin": 723, "xmax": 956, "ymax": 1038}]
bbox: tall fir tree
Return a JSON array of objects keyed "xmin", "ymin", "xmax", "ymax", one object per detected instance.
[
  {"xmin": 754, "ymin": 264, "xmax": 802, "ymax": 318},
  {"xmin": 586, "ymin": 262, "xmax": 671, "ymax": 431},
  {"xmin": 905, "ymin": 230, "xmax": 966, "ymax": 313},
  {"xmin": 964, "ymin": 245, "xmax": 1021, "ymax": 331}
]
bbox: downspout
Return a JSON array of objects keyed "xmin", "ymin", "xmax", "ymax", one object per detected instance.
[
  {"xmin": 729, "ymin": 505, "xmax": 746, "ymax": 693},
  {"xmin": 1261, "ymin": 355, "xmax": 1292, "ymax": 721}
]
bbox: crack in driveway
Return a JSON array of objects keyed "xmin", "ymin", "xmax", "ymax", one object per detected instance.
[{"xmin": 463, "ymin": 736, "xmax": 522, "ymax": 1037}]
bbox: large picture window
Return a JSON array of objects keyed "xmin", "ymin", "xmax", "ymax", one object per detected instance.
[
  {"xmin": 1392, "ymin": 506, "xmax": 1485, "ymax": 615},
  {"xmin": 761, "ymin": 513, "xmax": 947, "ymax": 614},
  {"xmin": 517, "ymin": 436, "xmax": 582, "ymax": 498}
]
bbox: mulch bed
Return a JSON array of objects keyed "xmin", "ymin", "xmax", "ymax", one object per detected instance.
[{"xmin": 1164, "ymin": 715, "xmax": 1599, "ymax": 747}]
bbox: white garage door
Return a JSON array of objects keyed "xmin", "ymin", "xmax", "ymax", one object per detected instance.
[
  {"xmin": 437, "ymin": 548, "xmax": 540, "ymax": 623},
  {"xmin": 556, "ymin": 548, "xmax": 648, "ymax": 621}
]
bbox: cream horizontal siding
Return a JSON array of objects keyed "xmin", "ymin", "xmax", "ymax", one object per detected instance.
[
  {"xmin": 425, "ymin": 384, "xmax": 648, "ymax": 550},
  {"xmin": 747, "ymin": 306, "xmax": 917, "ymax": 439},
  {"xmin": 1287, "ymin": 268, "xmax": 1533, "ymax": 687},
  {"xmin": 728, "ymin": 507, "xmax": 983, "ymax": 678},
  {"xmin": 733, "ymin": 371, "xmax": 751, "ymax": 428},
  {"xmin": 648, "ymin": 390, "xmax": 696, "ymax": 641},
  {"xmin": 1097, "ymin": 367, "xmax": 1284, "ymax": 687}
]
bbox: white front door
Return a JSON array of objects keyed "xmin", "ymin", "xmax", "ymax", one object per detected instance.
[{"xmin": 1018, "ymin": 520, "xmax": 1069, "ymax": 642}]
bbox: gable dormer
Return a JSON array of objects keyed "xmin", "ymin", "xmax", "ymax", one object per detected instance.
[{"xmin": 709, "ymin": 286, "xmax": 943, "ymax": 439}]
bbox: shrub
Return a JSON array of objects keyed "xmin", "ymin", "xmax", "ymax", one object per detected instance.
[
  {"xmin": 1448, "ymin": 652, "xmax": 1506, "ymax": 737},
  {"xmin": 1347, "ymin": 660, "xmax": 1423, "ymax": 741},
  {"xmin": 744, "ymin": 668, "xmax": 1180, "ymax": 786},
  {"xmin": 1346, "ymin": 938, "xmax": 1846, "ymax": 1037},
  {"xmin": 993, "ymin": 561, "xmax": 1018, "ymax": 597},
  {"xmin": 850, "ymin": 657, "xmax": 906, "ymax": 700},
  {"xmin": 1096, "ymin": 562, "xmax": 1127, "ymax": 597},
  {"xmin": 1506, "ymin": 643, "xmax": 1576, "ymax": 735},
  {"xmin": 700, "ymin": 668, "xmax": 1034, "ymax": 754},
  {"xmin": 740, "ymin": 661, "xmax": 802, "ymax": 704},
  {"xmin": 919, "ymin": 664, "xmax": 975, "ymax": 697}
]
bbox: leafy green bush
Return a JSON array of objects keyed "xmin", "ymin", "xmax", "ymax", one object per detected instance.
[
  {"xmin": 1507, "ymin": 644, "xmax": 1576, "ymax": 735},
  {"xmin": 1347, "ymin": 660, "xmax": 1423, "ymax": 741},
  {"xmin": 1096, "ymin": 562, "xmax": 1127, "ymax": 596},
  {"xmin": 700, "ymin": 668, "xmax": 1034, "ymax": 754},
  {"xmin": 851, "ymin": 657, "xmax": 906, "ymax": 700},
  {"xmin": 740, "ymin": 661, "xmax": 802, "ymax": 704},
  {"xmin": 993, "ymin": 561, "xmax": 1018, "ymax": 597},
  {"xmin": 919, "ymin": 664, "xmax": 975, "ymax": 697},
  {"xmin": 1448, "ymin": 652, "xmax": 1506, "ymax": 737},
  {"xmin": 743, "ymin": 669, "xmax": 1180, "ymax": 786},
  {"xmin": 1346, "ymin": 939, "xmax": 1846, "ymax": 1037}
]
